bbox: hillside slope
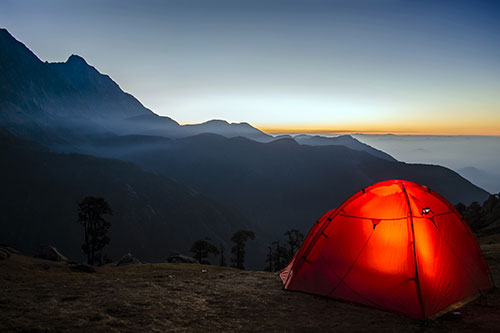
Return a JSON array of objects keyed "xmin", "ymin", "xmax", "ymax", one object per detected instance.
[
  {"xmin": 293, "ymin": 134, "xmax": 396, "ymax": 161},
  {"xmin": 91, "ymin": 134, "xmax": 490, "ymax": 235},
  {"xmin": 0, "ymin": 128, "xmax": 261, "ymax": 265}
]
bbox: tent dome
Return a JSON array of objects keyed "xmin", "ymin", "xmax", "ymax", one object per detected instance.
[{"xmin": 280, "ymin": 179, "xmax": 493, "ymax": 319}]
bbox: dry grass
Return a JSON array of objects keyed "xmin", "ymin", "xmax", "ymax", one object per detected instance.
[{"xmin": 1, "ymin": 243, "xmax": 499, "ymax": 332}]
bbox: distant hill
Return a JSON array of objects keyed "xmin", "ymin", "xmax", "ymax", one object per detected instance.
[
  {"xmin": 457, "ymin": 167, "xmax": 500, "ymax": 195},
  {"xmin": 118, "ymin": 116, "xmax": 273, "ymax": 143},
  {"xmin": 292, "ymin": 134, "xmax": 396, "ymax": 161},
  {"xmin": 0, "ymin": 127, "xmax": 265, "ymax": 266},
  {"xmin": 181, "ymin": 119, "xmax": 273, "ymax": 142},
  {"xmin": 88, "ymin": 133, "xmax": 490, "ymax": 235}
]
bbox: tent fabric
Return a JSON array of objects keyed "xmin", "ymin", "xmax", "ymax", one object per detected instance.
[{"xmin": 280, "ymin": 179, "xmax": 493, "ymax": 319}]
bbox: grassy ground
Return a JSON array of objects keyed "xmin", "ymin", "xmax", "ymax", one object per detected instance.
[{"xmin": 1, "ymin": 242, "xmax": 499, "ymax": 332}]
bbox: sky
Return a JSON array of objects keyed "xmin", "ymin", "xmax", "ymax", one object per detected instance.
[{"xmin": 1, "ymin": 0, "xmax": 500, "ymax": 135}]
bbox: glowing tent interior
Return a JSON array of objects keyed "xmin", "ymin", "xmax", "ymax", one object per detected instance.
[{"xmin": 280, "ymin": 179, "xmax": 494, "ymax": 319}]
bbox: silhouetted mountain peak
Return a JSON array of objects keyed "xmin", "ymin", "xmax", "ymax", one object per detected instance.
[
  {"xmin": 336, "ymin": 134, "xmax": 356, "ymax": 141},
  {"xmin": 238, "ymin": 122, "xmax": 256, "ymax": 129},
  {"xmin": 204, "ymin": 119, "xmax": 229, "ymax": 125},
  {"xmin": 0, "ymin": 28, "xmax": 16, "ymax": 41},
  {"xmin": 66, "ymin": 54, "xmax": 89, "ymax": 66},
  {"xmin": 0, "ymin": 27, "xmax": 42, "ymax": 65},
  {"xmin": 199, "ymin": 120, "xmax": 258, "ymax": 129}
]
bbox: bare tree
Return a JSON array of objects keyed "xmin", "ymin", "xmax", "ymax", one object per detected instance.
[{"xmin": 265, "ymin": 229, "xmax": 305, "ymax": 271}]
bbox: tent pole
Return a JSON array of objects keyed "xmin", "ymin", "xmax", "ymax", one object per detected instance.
[{"xmin": 402, "ymin": 184, "xmax": 426, "ymax": 319}]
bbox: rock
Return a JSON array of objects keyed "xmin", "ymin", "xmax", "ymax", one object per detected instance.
[
  {"xmin": 0, "ymin": 245, "xmax": 22, "ymax": 255},
  {"xmin": 167, "ymin": 253, "xmax": 199, "ymax": 264},
  {"xmin": 0, "ymin": 248, "xmax": 10, "ymax": 260},
  {"xmin": 69, "ymin": 263, "xmax": 96, "ymax": 273},
  {"xmin": 116, "ymin": 253, "xmax": 141, "ymax": 266},
  {"xmin": 40, "ymin": 263, "xmax": 50, "ymax": 270},
  {"xmin": 36, "ymin": 245, "xmax": 68, "ymax": 262}
]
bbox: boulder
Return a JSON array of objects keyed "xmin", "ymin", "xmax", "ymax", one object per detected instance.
[
  {"xmin": 0, "ymin": 245, "xmax": 22, "ymax": 255},
  {"xmin": 167, "ymin": 253, "xmax": 199, "ymax": 264},
  {"xmin": 36, "ymin": 245, "xmax": 68, "ymax": 262},
  {"xmin": 116, "ymin": 253, "xmax": 141, "ymax": 266},
  {"xmin": 0, "ymin": 248, "xmax": 10, "ymax": 260},
  {"xmin": 69, "ymin": 263, "xmax": 96, "ymax": 273}
]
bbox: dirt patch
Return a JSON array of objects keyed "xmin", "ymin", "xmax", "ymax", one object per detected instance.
[{"xmin": 1, "ymin": 245, "xmax": 499, "ymax": 332}]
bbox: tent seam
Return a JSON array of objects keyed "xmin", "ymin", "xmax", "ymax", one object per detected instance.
[
  {"xmin": 316, "ymin": 249, "xmax": 378, "ymax": 308},
  {"xmin": 317, "ymin": 249, "xmax": 414, "ymax": 316},
  {"xmin": 403, "ymin": 183, "xmax": 427, "ymax": 319},
  {"xmin": 326, "ymin": 229, "xmax": 375, "ymax": 296}
]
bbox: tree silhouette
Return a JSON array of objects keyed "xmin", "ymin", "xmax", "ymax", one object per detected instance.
[
  {"xmin": 230, "ymin": 230, "xmax": 255, "ymax": 269},
  {"xmin": 190, "ymin": 238, "xmax": 219, "ymax": 264},
  {"xmin": 219, "ymin": 243, "xmax": 227, "ymax": 266},
  {"xmin": 284, "ymin": 229, "xmax": 304, "ymax": 260},
  {"xmin": 463, "ymin": 201, "xmax": 484, "ymax": 231},
  {"xmin": 271, "ymin": 240, "xmax": 290, "ymax": 271},
  {"xmin": 456, "ymin": 194, "xmax": 500, "ymax": 231},
  {"xmin": 77, "ymin": 196, "xmax": 112, "ymax": 265},
  {"xmin": 265, "ymin": 229, "xmax": 305, "ymax": 271},
  {"xmin": 455, "ymin": 202, "xmax": 466, "ymax": 215},
  {"xmin": 483, "ymin": 194, "xmax": 500, "ymax": 226},
  {"xmin": 272, "ymin": 240, "xmax": 283, "ymax": 270},
  {"xmin": 265, "ymin": 245, "xmax": 274, "ymax": 272}
]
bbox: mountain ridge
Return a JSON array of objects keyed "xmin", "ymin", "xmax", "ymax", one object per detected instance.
[{"xmin": 0, "ymin": 28, "xmax": 396, "ymax": 161}]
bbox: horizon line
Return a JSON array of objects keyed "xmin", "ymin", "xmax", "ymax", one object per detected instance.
[
  {"xmin": 174, "ymin": 120, "xmax": 500, "ymax": 136},
  {"xmin": 254, "ymin": 127, "xmax": 500, "ymax": 137}
]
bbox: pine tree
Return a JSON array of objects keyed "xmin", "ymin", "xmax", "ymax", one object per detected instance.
[
  {"xmin": 230, "ymin": 230, "xmax": 255, "ymax": 269},
  {"xmin": 77, "ymin": 196, "xmax": 112, "ymax": 265},
  {"xmin": 190, "ymin": 238, "xmax": 219, "ymax": 264}
]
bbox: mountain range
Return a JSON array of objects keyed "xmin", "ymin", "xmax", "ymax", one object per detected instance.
[
  {"xmin": 0, "ymin": 28, "xmax": 397, "ymax": 160},
  {"xmin": 0, "ymin": 28, "xmax": 491, "ymax": 267}
]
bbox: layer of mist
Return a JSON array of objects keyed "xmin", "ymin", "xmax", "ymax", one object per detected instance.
[{"xmin": 354, "ymin": 135, "xmax": 500, "ymax": 194}]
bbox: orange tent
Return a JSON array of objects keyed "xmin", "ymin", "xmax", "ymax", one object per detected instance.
[{"xmin": 280, "ymin": 179, "xmax": 494, "ymax": 319}]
